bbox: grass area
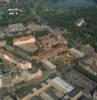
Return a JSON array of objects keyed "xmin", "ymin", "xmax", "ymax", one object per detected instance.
[
  {"xmin": 52, "ymin": 57, "xmax": 65, "ymax": 71},
  {"xmin": 35, "ymin": 62, "xmax": 48, "ymax": 71},
  {"xmin": 36, "ymin": 5, "xmax": 97, "ymax": 51},
  {"xmin": 34, "ymin": 29, "xmax": 49, "ymax": 38},
  {"xmin": 15, "ymin": 82, "xmax": 34, "ymax": 95}
]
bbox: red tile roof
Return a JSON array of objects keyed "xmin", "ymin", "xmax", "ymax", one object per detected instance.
[
  {"xmin": 0, "ymin": 49, "xmax": 16, "ymax": 60},
  {"xmin": 14, "ymin": 35, "xmax": 35, "ymax": 42},
  {"xmin": 4, "ymin": 51, "xmax": 16, "ymax": 60}
]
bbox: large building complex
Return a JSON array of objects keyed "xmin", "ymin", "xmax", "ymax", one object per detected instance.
[
  {"xmin": 22, "ymin": 76, "xmax": 83, "ymax": 100},
  {"xmin": 38, "ymin": 44, "xmax": 68, "ymax": 59}
]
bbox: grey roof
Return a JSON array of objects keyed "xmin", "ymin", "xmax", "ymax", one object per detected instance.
[
  {"xmin": 46, "ymin": 88, "xmax": 58, "ymax": 100},
  {"xmin": 77, "ymin": 95, "xmax": 90, "ymax": 100},
  {"xmin": 31, "ymin": 96, "xmax": 43, "ymax": 100},
  {"xmin": 49, "ymin": 73, "xmax": 57, "ymax": 79},
  {"xmin": 42, "ymin": 59, "xmax": 56, "ymax": 69},
  {"xmin": 68, "ymin": 88, "xmax": 81, "ymax": 97},
  {"xmin": 8, "ymin": 23, "xmax": 25, "ymax": 31},
  {"xmin": 52, "ymin": 77, "xmax": 74, "ymax": 93}
]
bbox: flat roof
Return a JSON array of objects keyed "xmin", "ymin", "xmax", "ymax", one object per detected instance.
[
  {"xmin": 77, "ymin": 95, "xmax": 89, "ymax": 100},
  {"xmin": 68, "ymin": 88, "xmax": 81, "ymax": 97},
  {"xmin": 42, "ymin": 59, "xmax": 56, "ymax": 69},
  {"xmin": 52, "ymin": 77, "xmax": 74, "ymax": 93},
  {"xmin": 70, "ymin": 48, "xmax": 84, "ymax": 56},
  {"xmin": 41, "ymin": 92, "xmax": 54, "ymax": 100},
  {"xmin": 49, "ymin": 73, "xmax": 57, "ymax": 79},
  {"xmin": 31, "ymin": 96, "xmax": 43, "ymax": 100},
  {"xmin": 9, "ymin": 23, "xmax": 24, "ymax": 27},
  {"xmin": 46, "ymin": 88, "xmax": 58, "ymax": 100}
]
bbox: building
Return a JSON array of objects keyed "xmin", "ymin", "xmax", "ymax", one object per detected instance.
[
  {"xmin": 4, "ymin": 96, "xmax": 14, "ymax": 100},
  {"xmin": 38, "ymin": 44, "xmax": 68, "ymax": 59},
  {"xmin": 21, "ymin": 70, "xmax": 29, "ymax": 81},
  {"xmin": 8, "ymin": 23, "xmax": 25, "ymax": 33},
  {"xmin": 51, "ymin": 77, "xmax": 74, "ymax": 94},
  {"xmin": 27, "ymin": 23, "xmax": 48, "ymax": 31},
  {"xmin": 28, "ymin": 69, "xmax": 43, "ymax": 81},
  {"xmin": 39, "ymin": 34, "xmax": 67, "ymax": 50},
  {"xmin": 0, "ymin": 74, "xmax": 12, "ymax": 88},
  {"xmin": 39, "ymin": 34, "xmax": 57, "ymax": 50},
  {"xmin": 3, "ymin": 52, "xmax": 16, "ymax": 63},
  {"xmin": 31, "ymin": 96, "xmax": 44, "ymax": 100},
  {"xmin": 0, "ymin": 75, "xmax": 3, "ymax": 87},
  {"xmin": 84, "ymin": 55, "xmax": 97, "ymax": 73},
  {"xmin": 0, "ymin": 40, "xmax": 6, "ymax": 47},
  {"xmin": 4, "ymin": 94, "xmax": 20, "ymax": 100},
  {"xmin": 0, "ymin": 49, "xmax": 16, "ymax": 63},
  {"xmin": 90, "ymin": 86, "xmax": 97, "ymax": 100},
  {"xmin": 78, "ymin": 95, "xmax": 90, "ymax": 100},
  {"xmin": 76, "ymin": 18, "xmax": 85, "ymax": 27},
  {"xmin": 21, "ymin": 69, "xmax": 43, "ymax": 81},
  {"xmin": 13, "ymin": 35, "xmax": 36, "ymax": 46},
  {"xmin": 50, "ymin": 77, "xmax": 83, "ymax": 100},
  {"xmin": 0, "ymin": 0, "xmax": 9, "ymax": 4},
  {"xmin": 41, "ymin": 59, "xmax": 56, "ymax": 73},
  {"xmin": 69, "ymin": 48, "xmax": 85, "ymax": 59},
  {"xmin": 83, "ymin": 52, "xmax": 97, "ymax": 73},
  {"xmin": 22, "ymin": 76, "xmax": 83, "ymax": 100},
  {"xmin": 56, "ymin": 34, "xmax": 68, "ymax": 45},
  {"xmin": 83, "ymin": 44, "xmax": 95, "ymax": 56},
  {"xmin": 4, "ymin": 53, "xmax": 15, "ymax": 63},
  {"xmin": 0, "ymin": 49, "xmax": 32, "ymax": 70},
  {"xmin": 17, "ymin": 42, "xmax": 38, "ymax": 53},
  {"xmin": 8, "ymin": 8, "xmax": 23, "ymax": 16},
  {"xmin": 17, "ymin": 60, "xmax": 32, "ymax": 70},
  {"xmin": 5, "ymin": 0, "xmax": 10, "ymax": 3}
]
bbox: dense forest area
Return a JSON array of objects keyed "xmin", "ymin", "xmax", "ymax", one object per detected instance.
[{"xmin": 36, "ymin": 6, "xmax": 97, "ymax": 50}]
